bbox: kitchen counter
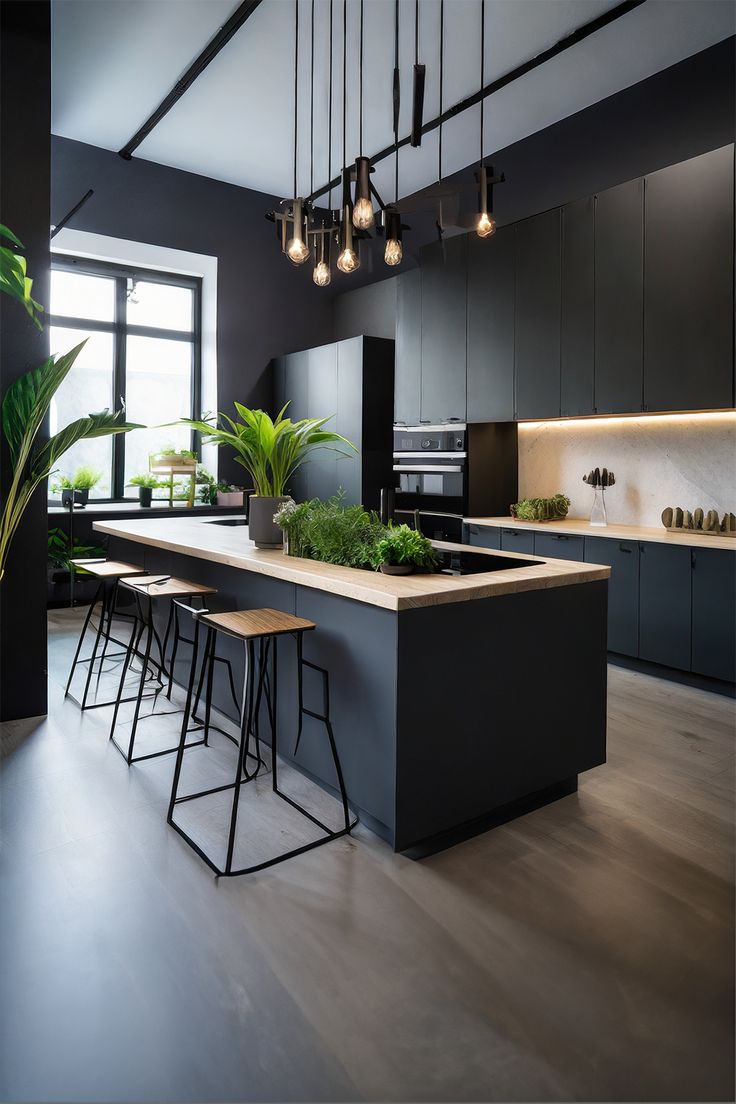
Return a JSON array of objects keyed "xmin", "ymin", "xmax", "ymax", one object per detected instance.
[
  {"xmin": 464, "ymin": 515, "xmax": 736, "ymax": 550},
  {"xmin": 99, "ymin": 515, "xmax": 608, "ymax": 853},
  {"xmin": 93, "ymin": 514, "xmax": 610, "ymax": 611}
]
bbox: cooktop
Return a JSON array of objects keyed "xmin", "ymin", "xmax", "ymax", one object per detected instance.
[{"xmin": 434, "ymin": 549, "xmax": 541, "ymax": 575}]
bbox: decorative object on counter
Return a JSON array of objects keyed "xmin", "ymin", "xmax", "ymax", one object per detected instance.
[
  {"xmin": 149, "ymin": 449, "xmax": 197, "ymax": 508},
  {"xmin": 583, "ymin": 467, "xmax": 616, "ymax": 527},
  {"xmin": 198, "ymin": 472, "xmax": 245, "ymax": 508},
  {"xmin": 661, "ymin": 506, "xmax": 736, "ymax": 537},
  {"xmin": 510, "ymin": 494, "xmax": 570, "ymax": 522},
  {"xmin": 129, "ymin": 472, "xmax": 162, "ymax": 508},
  {"xmin": 372, "ymin": 524, "xmax": 438, "ymax": 575},
  {"xmin": 0, "ymin": 225, "xmax": 140, "ymax": 584},
  {"xmin": 180, "ymin": 404, "xmax": 357, "ymax": 548},
  {"xmin": 51, "ymin": 465, "xmax": 103, "ymax": 508}
]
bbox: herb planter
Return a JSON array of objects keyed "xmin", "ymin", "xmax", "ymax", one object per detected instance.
[
  {"xmin": 217, "ymin": 490, "xmax": 244, "ymax": 508},
  {"xmin": 61, "ymin": 488, "xmax": 89, "ymax": 508},
  {"xmin": 138, "ymin": 486, "xmax": 153, "ymax": 508},
  {"xmin": 380, "ymin": 563, "xmax": 414, "ymax": 576}
]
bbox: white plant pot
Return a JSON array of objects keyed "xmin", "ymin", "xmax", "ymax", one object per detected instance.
[{"xmin": 216, "ymin": 491, "xmax": 244, "ymax": 508}]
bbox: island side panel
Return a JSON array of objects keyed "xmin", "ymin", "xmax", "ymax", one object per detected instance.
[{"xmin": 394, "ymin": 579, "xmax": 608, "ymax": 851}]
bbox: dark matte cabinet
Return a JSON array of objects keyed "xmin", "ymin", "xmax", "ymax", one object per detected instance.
[
  {"xmin": 466, "ymin": 226, "xmax": 515, "ymax": 422},
  {"xmin": 420, "ymin": 236, "xmax": 467, "ymax": 423},
  {"xmin": 638, "ymin": 542, "xmax": 691, "ymax": 671},
  {"xmin": 394, "ymin": 269, "xmax": 422, "ymax": 425},
  {"xmin": 561, "ymin": 198, "xmax": 595, "ymax": 417},
  {"xmin": 585, "ymin": 537, "xmax": 640, "ymax": 657},
  {"xmin": 514, "ymin": 210, "xmax": 561, "ymax": 420},
  {"xmin": 533, "ymin": 532, "xmax": 585, "ymax": 561},
  {"xmin": 644, "ymin": 145, "xmax": 735, "ymax": 413},
  {"xmin": 500, "ymin": 527, "xmax": 535, "ymax": 555},
  {"xmin": 691, "ymin": 547, "xmax": 736, "ymax": 682},
  {"xmin": 595, "ymin": 179, "xmax": 644, "ymax": 414},
  {"xmin": 465, "ymin": 523, "xmax": 501, "ymax": 550},
  {"xmin": 305, "ymin": 344, "xmax": 338, "ymax": 501}
]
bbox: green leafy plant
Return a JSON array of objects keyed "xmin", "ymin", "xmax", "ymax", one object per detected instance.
[
  {"xmin": 275, "ymin": 495, "xmax": 387, "ymax": 568},
  {"xmin": 128, "ymin": 473, "xmax": 162, "ymax": 489},
  {"xmin": 0, "ymin": 226, "xmax": 141, "ymax": 582},
  {"xmin": 51, "ymin": 465, "xmax": 102, "ymax": 493},
  {"xmin": 48, "ymin": 527, "xmax": 106, "ymax": 574},
  {"xmin": 0, "ymin": 224, "xmax": 43, "ymax": 328},
  {"xmin": 510, "ymin": 494, "xmax": 570, "ymax": 522},
  {"xmin": 179, "ymin": 404, "xmax": 357, "ymax": 497},
  {"xmin": 370, "ymin": 524, "xmax": 438, "ymax": 571}
]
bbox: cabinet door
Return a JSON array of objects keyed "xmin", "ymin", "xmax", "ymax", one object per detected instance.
[
  {"xmin": 395, "ymin": 269, "xmax": 422, "ymax": 425},
  {"xmin": 465, "ymin": 524, "xmax": 501, "ymax": 550},
  {"xmin": 691, "ymin": 547, "xmax": 736, "ymax": 682},
  {"xmin": 420, "ymin": 236, "xmax": 467, "ymax": 423},
  {"xmin": 336, "ymin": 339, "xmax": 362, "ymax": 504},
  {"xmin": 500, "ymin": 527, "xmax": 535, "ymax": 555},
  {"xmin": 306, "ymin": 345, "xmax": 338, "ymax": 501},
  {"xmin": 466, "ymin": 226, "xmax": 515, "ymax": 422},
  {"xmin": 533, "ymin": 532, "xmax": 585, "ymax": 561},
  {"xmin": 561, "ymin": 198, "xmax": 595, "ymax": 417},
  {"xmin": 644, "ymin": 146, "xmax": 735, "ymax": 412},
  {"xmin": 595, "ymin": 179, "xmax": 643, "ymax": 414},
  {"xmin": 585, "ymin": 536, "xmax": 639, "ymax": 657},
  {"xmin": 638, "ymin": 542, "xmax": 691, "ymax": 671},
  {"xmin": 514, "ymin": 210, "xmax": 561, "ymax": 420},
  {"xmin": 284, "ymin": 350, "xmax": 308, "ymax": 421}
]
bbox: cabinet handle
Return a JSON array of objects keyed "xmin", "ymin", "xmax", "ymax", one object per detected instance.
[
  {"xmin": 619, "ymin": 545, "xmax": 632, "ymax": 554},
  {"xmin": 557, "ymin": 535, "xmax": 569, "ymax": 541}
]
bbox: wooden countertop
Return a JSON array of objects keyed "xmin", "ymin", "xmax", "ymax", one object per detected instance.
[
  {"xmin": 93, "ymin": 515, "xmax": 610, "ymax": 612},
  {"xmin": 464, "ymin": 516, "xmax": 736, "ymax": 551}
]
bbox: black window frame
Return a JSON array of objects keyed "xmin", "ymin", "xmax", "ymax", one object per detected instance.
[{"xmin": 49, "ymin": 254, "xmax": 203, "ymax": 502}]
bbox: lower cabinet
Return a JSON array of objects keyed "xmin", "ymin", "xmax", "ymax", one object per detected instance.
[
  {"xmin": 465, "ymin": 524, "xmax": 500, "ymax": 550},
  {"xmin": 691, "ymin": 547, "xmax": 736, "ymax": 682},
  {"xmin": 500, "ymin": 527, "xmax": 535, "ymax": 555},
  {"xmin": 533, "ymin": 532, "xmax": 585, "ymax": 561},
  {"xmin": 638, "ymin": 543, "xmax": 692, "ymax": 672},
  {"xmin": 585, "ymin": 537, "xmax": 639, "ymax": 657}
]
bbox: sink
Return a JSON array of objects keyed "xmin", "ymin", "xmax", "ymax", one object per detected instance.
[{"xmin": 206, "ymin": 518, "xmax": 248, "ymax": 527}]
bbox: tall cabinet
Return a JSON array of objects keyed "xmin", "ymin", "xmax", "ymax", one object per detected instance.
[{"xmin": 272, "ymin": 336, "xmax": 394, "ymax": 509}]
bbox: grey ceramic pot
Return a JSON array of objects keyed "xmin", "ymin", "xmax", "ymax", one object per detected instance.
[
  {"xmin": 248, "ymin": 495, "xmax": 291, "ymax": 548},
  {"xmin": 380, "ymin": 563, "xmax": 414, "ymax": 576}
]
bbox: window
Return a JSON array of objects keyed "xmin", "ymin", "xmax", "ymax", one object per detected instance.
[{"xmin": 49, "ymin": 257, "xmax": 202, "ymax": 500}]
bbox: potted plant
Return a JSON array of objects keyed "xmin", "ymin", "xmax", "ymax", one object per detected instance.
[
  {"xmin": 51, "ymin": 465, "xmax": 102, "ymax": 507},
  {"xmin": 215, "ymin": 481, "xmax": 244, "ymax": 507},
  {"xmin": 180, "ymin": 405, "xmax": 357, "ymax": 547},
  {"xmin": 149, "ymin": 448, "xmax": 198, "ymax": 508},
  {"xmin": 371, "ymin": 524, "xmax": 439, "ymax": 575},
  {"xmin": 128, "ymin": 472, "xmax": 161, "ymax": 507}
]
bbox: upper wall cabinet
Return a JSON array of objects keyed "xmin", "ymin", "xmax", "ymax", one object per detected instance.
[
  {"xmin": 420, "ymin": 236, "xmax": 467, "ymax": 424},
  {"xmin": 561, "ymin": 197, "xmax": 595, "ymax": 417},
  {"xmin": 514, "ymin": 209, "xmax": 561, "ymax": 420},
  {"xmin": 466, "ymin": 225, "xmax": 515, "ymax": 423},
  {"xmin": 643, "ymin": 145, "xmax": 735, "ymax": 413},
  {"xmin": 595, "ymin": 178, "xmax": 644, "ymax": 414},
  {"xmin": 394, "ymin": 269, "xmax": 422, "ymax": 425}
]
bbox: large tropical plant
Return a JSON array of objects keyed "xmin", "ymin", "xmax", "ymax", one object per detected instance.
[
  {"xmin": 0, "ymin": 224, "xmax": 43, "ymax": 328},
  {"xmin": 180, "ymin": 403, "xmax": 357, "ymax": 497},
  {"xmin": 0, "ymin": 227, "xmax": 141, "ymax": 582}
]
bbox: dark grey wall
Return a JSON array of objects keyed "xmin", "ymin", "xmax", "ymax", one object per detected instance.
[
  {"xmin": 332, "ymin": 277, "xmax": 398, "ymax": 342},
  {"xmin": 1, "ymin": 2, "xmax": 51, "ymax": 720}
]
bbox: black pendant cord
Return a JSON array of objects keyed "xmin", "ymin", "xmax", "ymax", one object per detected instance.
[
  {"xmin": 480, "ymin": 0, "xmax": 485, "ymax": 165},
  {"xmin": 328, "ymin": 0, "xmax": 333, "ymax": 210},
  {"xmin": 359, "ymin": 0, "xmax": 364, "ymax": 153},
  {"xmin": 310, "ymin": 0, "xmax": 315, "ymax": 197},
  {"xmin": 394, "ymin": 0, "xmax": 400, "ymax": 203},
  {"xmin": 438, "ymin": 0, "xmax": 444, "ymax": 182},
  {"xmin": 415, "ymin": 0, "xmax": 419, "ymax": 65},
  {"xmin": 342, "ymin": 0, "xmax": 347, "ymax": 171},
  {"xmin": 293, "ymin": 0, "xmax": 299, "ymax": 198}
]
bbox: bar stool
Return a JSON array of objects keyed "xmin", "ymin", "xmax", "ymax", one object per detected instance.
[
  {"xmin": 65, "ymin": 558, "xmax": 146, "ymax": 710},
  {"xmin": 167, "ymin": 608, "xmax": 355, "ymax": 877},
  {"xmin": 108, "ymin": 574, "xmax": 217, "ymax": 765}
]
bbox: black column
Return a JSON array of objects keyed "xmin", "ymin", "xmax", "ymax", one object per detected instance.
[{"xmin": 0, "ymin": 1, "xmax": 51, "ymax": 720}]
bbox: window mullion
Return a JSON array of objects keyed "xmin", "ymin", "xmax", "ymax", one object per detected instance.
[{"xmin": 112, "ymin": 277, "xmax": 127, "ymax": 498}]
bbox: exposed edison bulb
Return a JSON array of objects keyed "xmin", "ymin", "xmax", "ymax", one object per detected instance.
[
  {"xmin": 352, "ymin": 196, "xmax": 375, "ymax": 230},
  {"xmin": 337, "ymin": 247, "xmax": 360, "ymax": 274},
  {"xmin": 313, "ymin": 260, "xmax": 331, "ymax": 287},
  {"xmin": 286, "ymin": 236, "xmax": 311, "ymax": 265},
  {"xmin": 477, "ymin": 211, "xmax": 496, "ymax": 239},
  {"xmin": 384, "ymin": 238, "xmax": 403, "ymax": 266}
]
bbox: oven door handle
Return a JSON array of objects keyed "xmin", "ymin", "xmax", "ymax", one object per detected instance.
[
  {"xmin": 392, "ymin": 451, "xmax": 467, "ymax": 459},
  {"xmin": 392, "ymin": 464, "xmax": 464, "ymax": 473}
]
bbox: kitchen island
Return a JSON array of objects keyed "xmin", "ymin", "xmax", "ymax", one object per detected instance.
[{"xmin": 95, "ymin": 515, "xmax": 610, "ymax": 852}]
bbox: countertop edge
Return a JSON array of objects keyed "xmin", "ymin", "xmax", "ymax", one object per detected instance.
[{"xmin": 463, "ymin": 516, "xmax": 736, "ymax": 551}]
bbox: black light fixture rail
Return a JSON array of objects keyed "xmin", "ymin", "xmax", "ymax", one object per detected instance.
[
  {"xmin": 50, "ymin": 188, "xmax": 94, "ymax": 239},
  {"xmin": 117, "ymin": 0, "xmax": 264, "ymax": 160},
  {"xmin": 308, "ymin": 0, "xmax": 646, "ymax": 204}
]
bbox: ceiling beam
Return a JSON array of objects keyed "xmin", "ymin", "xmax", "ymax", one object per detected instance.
[
  {"xmin": 308, "ymin": 0, "xmax": 647, "ymax": 203},
  {"xmin": 118, "ymin": 0, "xmax": 263, "ymax": 160}
]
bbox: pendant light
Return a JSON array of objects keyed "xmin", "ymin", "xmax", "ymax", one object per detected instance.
[
  {"xmin": 476, "ymin": 0, "xmax": 496, "ymax": 239},
  {"xmin": 287, "ymin": 0, "xmax": 311, "ymax": 265},
  {"xmin": 384, "ymin": 0, "xmax": 403, "ymax": 267},
  {"xmin": 337, "ymin": 0, "xmax": 360, "ymax": 273},
  {"xmin": 352, "ymin": 0, "xmax": 374, "ymax": 230},
  {"xmin": 410, "ymin": 0, "xmax": 425, "ymax": 147},
  {"xmin": 313, "ymin": 224, "xmax": 332, "ymax": 285}
]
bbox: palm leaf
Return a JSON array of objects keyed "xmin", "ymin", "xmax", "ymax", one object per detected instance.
[
  {"xmin": 1, "ymin": 343, "xmax": 87, "ymax": 465},
  {"xmin": 31, "ymin": 409, "xmax": 142, "ymax": 482}
]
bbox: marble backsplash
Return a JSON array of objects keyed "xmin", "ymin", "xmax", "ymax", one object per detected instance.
[{"xmin": 517, "ymin": 413, "xmax": 736, "ymax": 527}]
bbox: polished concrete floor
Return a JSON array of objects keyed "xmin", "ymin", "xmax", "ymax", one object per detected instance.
[{"xmin": 0, "ymin": 609, "xmax": 733, "ymax": 1103}]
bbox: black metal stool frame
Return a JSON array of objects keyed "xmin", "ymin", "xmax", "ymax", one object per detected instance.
[{"xmin": 167, "ymin": 623, "xmax": 356, "ymax": 877}]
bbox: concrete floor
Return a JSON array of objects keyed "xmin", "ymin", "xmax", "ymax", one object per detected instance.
[{"xmin": 0, "ymin": 608, "xmax": 733, "ymax": 1103}]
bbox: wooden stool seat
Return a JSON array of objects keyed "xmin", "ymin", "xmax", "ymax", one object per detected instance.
[
  {"xmin": 200, "ymin": 608, "xmax": 316, "ymax": 641},
  {"xmin": 122, "ymin": 575, "xmax": 217, "ymax": 599},
  {"xmin": 70, "ymin": 559, "xmax": 144, "ymax": 578}
]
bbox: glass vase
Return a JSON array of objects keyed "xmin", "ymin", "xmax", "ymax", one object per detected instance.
[{"xmin": 589, "ymin": 487, "xmax": 607, "ymax": 527}]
